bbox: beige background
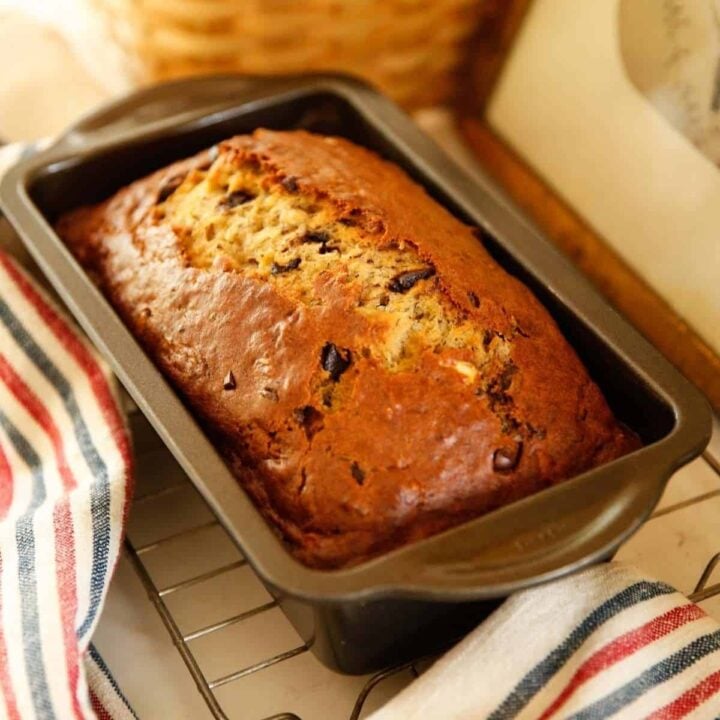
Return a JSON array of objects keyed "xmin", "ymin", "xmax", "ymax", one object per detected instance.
[{"xmin": 489, "ymin": 0, "xmax": 720, "ymax": 359}]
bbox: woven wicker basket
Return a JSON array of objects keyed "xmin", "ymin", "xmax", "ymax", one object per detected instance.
[{"xmin": 76, "ymin": 0, "xmax": 483, "ymax": 109}]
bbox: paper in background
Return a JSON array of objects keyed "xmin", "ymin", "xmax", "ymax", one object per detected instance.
[{"xmin": 620, "ymin": 0, "xmax": 720, "ymax": 166}]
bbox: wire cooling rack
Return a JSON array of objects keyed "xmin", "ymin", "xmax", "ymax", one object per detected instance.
[
  {"xmin": 123, "ymin": 410, "xmax": 720, "ymax": 720},
  {"xmin": 124, "ymin": 413, "xmax": 426, "ymax": 720}
]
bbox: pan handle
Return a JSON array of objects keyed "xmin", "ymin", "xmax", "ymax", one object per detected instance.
[
  {"xmin": 372, "ymin": 458, "xmax": 670, "ymax": 598},
  {"xmin": 48, "ymin": 73, "xmax": 367, "ymax": 155}
]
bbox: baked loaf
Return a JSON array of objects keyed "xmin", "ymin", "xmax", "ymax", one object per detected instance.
[{"xmin": 57, "ymin": 129, "xmax": 639, "ymax": 568}]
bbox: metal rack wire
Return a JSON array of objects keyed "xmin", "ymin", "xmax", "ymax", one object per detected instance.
[
  {"xmin": 124, "ymin": 419, "xmax": 720, "ymax": 720},
  {"xmin": 122, "ymin": 408, "xmax": 440, "ymax": 719},
  {"xmin": 690, "ymin": 552, "xmax": 720, "ymax": 604},
  {"xmin": 124, "ymin": 486, "xmax": 421, "ymax": 720}
]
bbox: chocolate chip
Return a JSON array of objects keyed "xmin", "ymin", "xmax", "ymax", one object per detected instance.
[
  {"xmin": 282, "ymin": 176, "xmax": 299, "ymax": 193},
  {"xmin": 499, "ymin": 362, "xmax": 518, "ymax": 391},
  {"xmin": 293, "ymin": 405, "xmax": 324, "ymax": 440},
  {"xmin": 486, "ymin": 364, "xmax": 517, "ymax": 412},
  {"xmin": 388, "ymin": 266, "xmax": 436, "ymax": 293},
  {"xmin": 318, "ymin": 244, "xmax": 340, "ymax": 254},
  {"xmin": 350, "ymin": 461, "xmax": 365, "ymax": 485},
  {"xmin": 469, "ymin": 291, "xmax": 480, "ymax": 308},
  {"xmin": 303, "ymin": 230, "xmax": 331, "ymax": 244},
  {"xmin": 339, "ymin": 208, "xmax": 362, "ymax": 225},
  {"xmin": 218, "ymin": 189, "xmax": 254, "ymax": 209},
  {"xmin": 302, "ymin": 230, "xmax": 339, "ymax": 255},
  {"xmin": 156, "ymin": 173, "xmax": 187, "ymax": 203},
  {"xmin": 378, "ymin": 294, "xmax": 390, "ymax": 307},
  {"xmin": 271, "ymin": 258, "xmax": 301, "ymax": 275},
  {"xmin": 321, "ymin": 342, "xmax": 352, "ymax": 381},
  {"xmin": 261, "ymin": 386, "xmax": 279, "ymax": 401},
  {"xmin": 493, "ymin": 442, "xmax": 523, "ymax": 472},
  {"xmin": 223, "ymin": 371, "xmax": 236, "ymax": 390}
]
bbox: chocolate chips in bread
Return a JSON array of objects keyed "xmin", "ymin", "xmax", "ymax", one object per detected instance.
[{"xmin": 56, "ymin": 129, "xmax": 639, "ymax": 568}]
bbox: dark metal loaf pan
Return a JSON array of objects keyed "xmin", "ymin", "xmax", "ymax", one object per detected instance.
[{"xmin": 0, "ymin": 75, "xmax": 711, "ymax": 674}]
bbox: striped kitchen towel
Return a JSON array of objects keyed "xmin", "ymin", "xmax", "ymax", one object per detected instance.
[
  {"xmin": 0, "ymin": 248, "xmax": 135, "ymax": 718},
  {"xmin": 370, "ymin": 563, "xmax": 720, "ymax": 719}
]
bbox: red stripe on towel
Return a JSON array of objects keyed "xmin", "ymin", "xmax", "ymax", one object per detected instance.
[
  {"xmin": 644, "ymin": 667, "xmax": 720, "ymax": 719},
  {"xmin": 0, "ymin": 254, "xmax": 132, "ymax": 506},
  {"xmin": 0, "ymin": 550, "xmax": 21, "ymax": 720},
  {"xmin": 0, "ymin": 353, "xmax": 84, "ymax": 718},
  {"xmin": 540, "ymin": 604, "xmax": 705, "ymax": 720},
  {"xmin": 0, "ymin": 439, "xmax": 13, "ymax": 519},
  {"xmin": 53, "ymin": 501, "xmax": 83, "ymax": 720},
  {"xmin": 0, "ymin": 353, "xmax": 76, "ymax": 491}
]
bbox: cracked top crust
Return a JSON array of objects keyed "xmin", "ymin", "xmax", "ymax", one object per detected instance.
[{"xmin": 56, "ymin": 129, "xmax": 640, "ymax": 568}]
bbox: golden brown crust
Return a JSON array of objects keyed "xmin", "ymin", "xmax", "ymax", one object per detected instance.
[{"xmin": 56, "ymin": 129, "xmax": 639, "ymax": 568}]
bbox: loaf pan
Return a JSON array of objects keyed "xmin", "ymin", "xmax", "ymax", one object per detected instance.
[{"xmin": 0, "ymin": 75, "xmax": 711, "ymax": 674}]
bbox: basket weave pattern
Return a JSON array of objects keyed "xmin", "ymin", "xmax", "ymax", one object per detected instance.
[{"xmin": 90, "ymin": 0, "xmax": 482, "ymax": 108}]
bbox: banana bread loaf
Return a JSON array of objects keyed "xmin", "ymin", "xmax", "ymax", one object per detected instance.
[{"xmin": 57, "ymin": 129, "xmax": 639, "ymax": 568}]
